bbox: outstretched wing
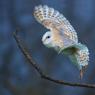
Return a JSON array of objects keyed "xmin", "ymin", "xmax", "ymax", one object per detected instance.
[{"xmin": 34, "ymin": 5, "xmax": 78, "ymax": 46}]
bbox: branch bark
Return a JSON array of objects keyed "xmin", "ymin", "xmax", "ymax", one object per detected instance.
[{"xmin": 13, "ymin": 30, "xmax": 95, "ymax": 88}]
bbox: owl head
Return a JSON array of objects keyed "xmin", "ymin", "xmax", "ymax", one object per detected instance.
[
  {"xmin": 42, "ymin": 31, "xmax": 61, "ymax": 52},
  {"xmin": 42, "ymin": 31, "xmax": 54, "ymax": 48}
]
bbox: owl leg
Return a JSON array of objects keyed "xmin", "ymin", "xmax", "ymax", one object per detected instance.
[{"xmin": 80, "ymin": 65, "xmax": 88, "ymax": 79}]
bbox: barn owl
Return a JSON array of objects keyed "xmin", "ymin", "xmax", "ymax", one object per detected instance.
[{"xmin": 34, "ymin": 5, "xmax": 89, "ymax": 79}]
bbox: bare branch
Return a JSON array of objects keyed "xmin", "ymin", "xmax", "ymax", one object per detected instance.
[{"xmin": 13, "ymin": 30, "xmax": 95, "ymax": 88}]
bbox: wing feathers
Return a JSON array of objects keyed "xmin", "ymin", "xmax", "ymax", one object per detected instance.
[{"xmin": 34, "ymin": 5, "xmax": 78, "ymax": 43}]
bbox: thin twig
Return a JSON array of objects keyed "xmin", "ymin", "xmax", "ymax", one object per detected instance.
[{"xmin": 13, "ymin": 30, "xmax": 95, "ymax": 88}]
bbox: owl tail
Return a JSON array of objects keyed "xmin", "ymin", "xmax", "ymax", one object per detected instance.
[{"xmin": 68, "ymin": 43, "xmax": 89, "ymax": 79}]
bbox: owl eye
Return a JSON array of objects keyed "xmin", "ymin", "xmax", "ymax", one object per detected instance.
[{"xmin": 46, "ymin": 36, "xmax": 50, "ymax": 39}]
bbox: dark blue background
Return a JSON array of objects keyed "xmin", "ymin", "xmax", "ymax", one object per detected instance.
[{"xmin": 0, "ymin": 0, "xmax": 95, "ymax": 95}]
